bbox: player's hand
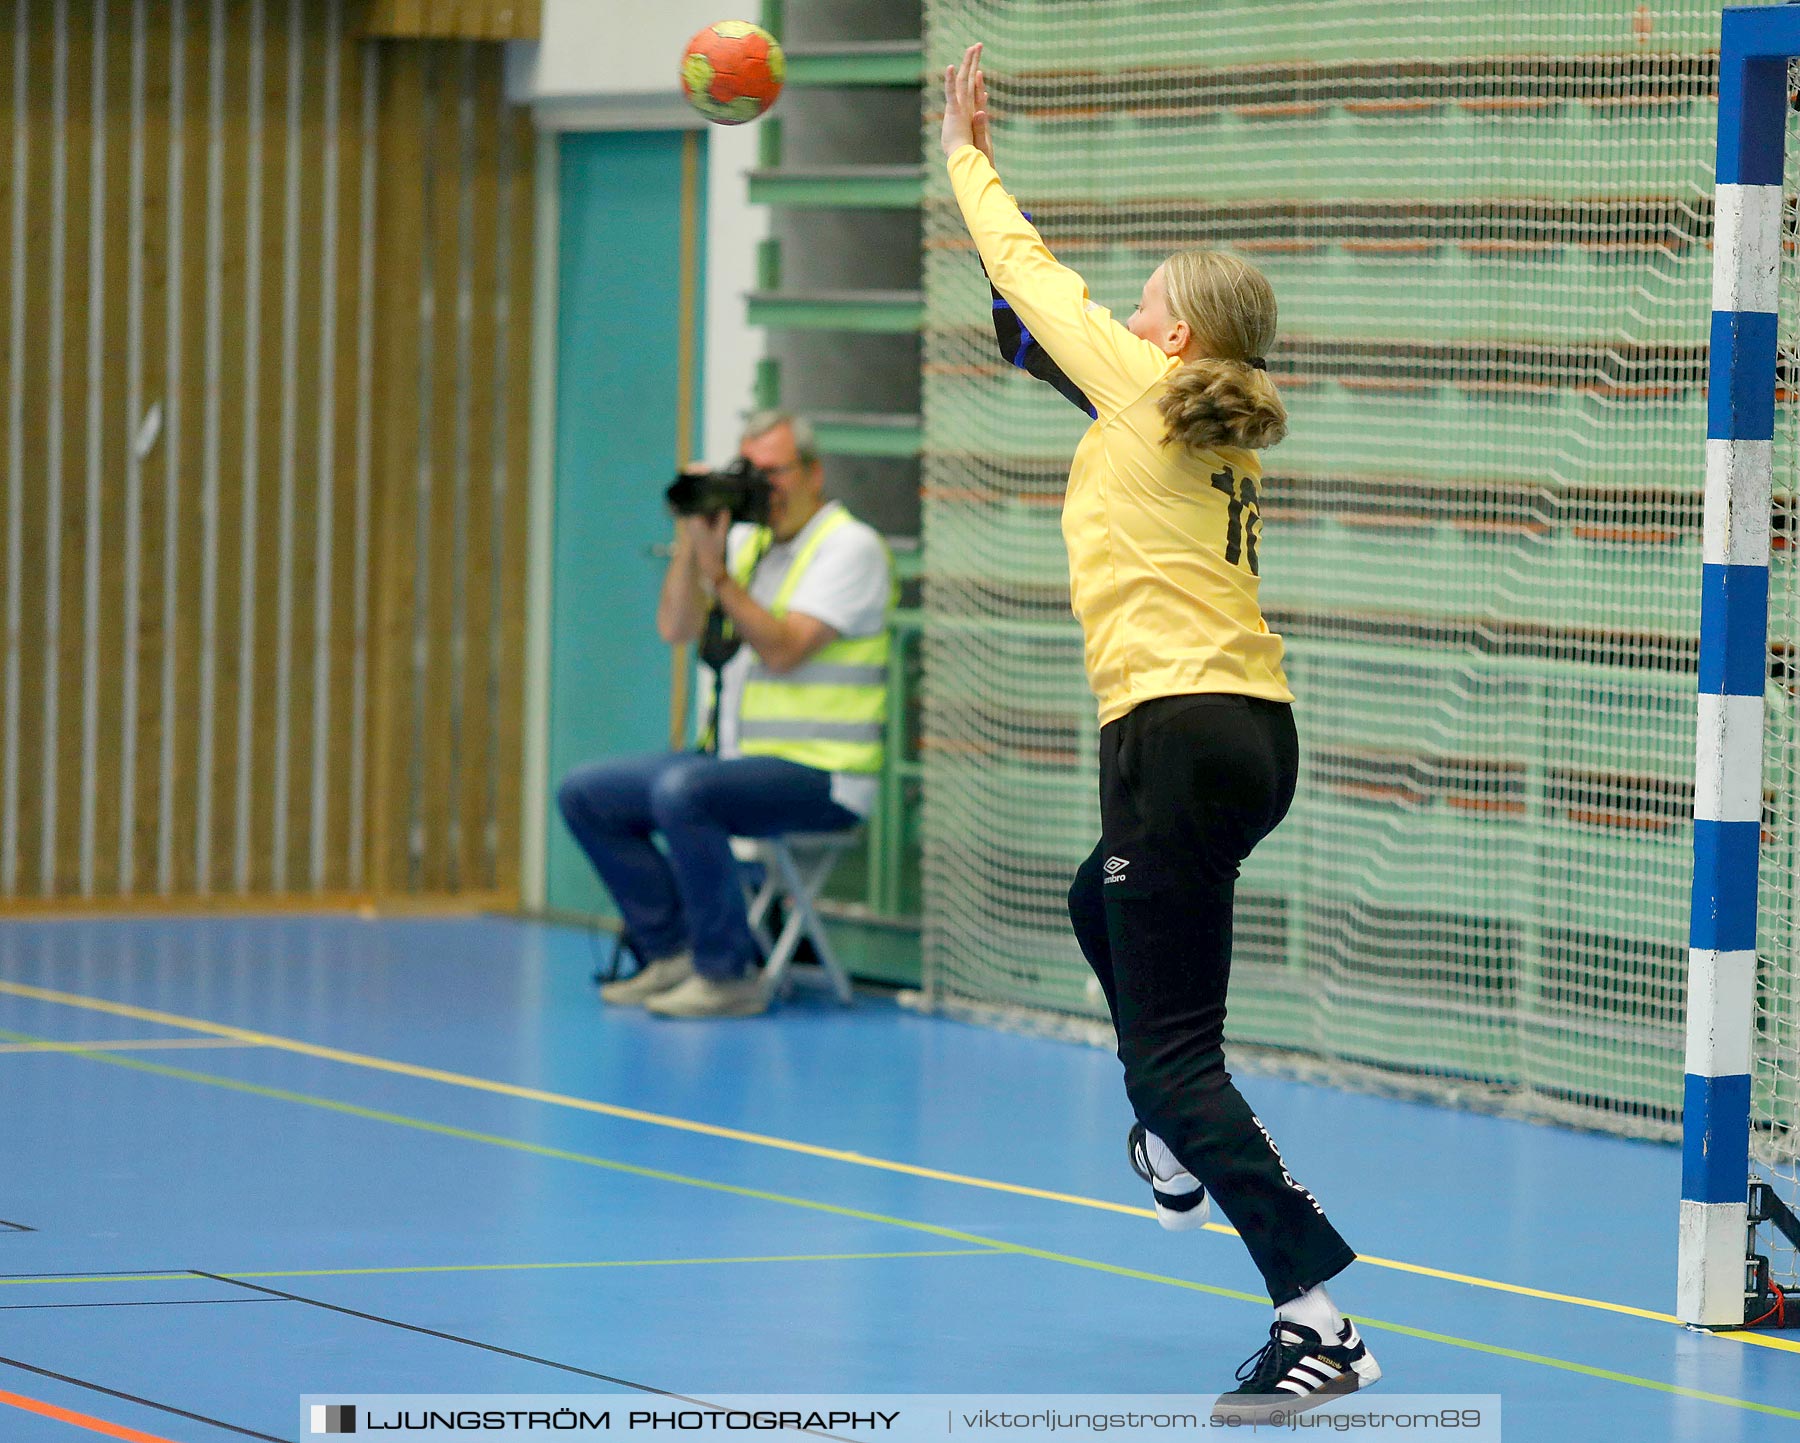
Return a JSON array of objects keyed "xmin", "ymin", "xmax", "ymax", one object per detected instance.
[
  {"xmin": 972, "ymin": 60, "xmax": 996, "ymax": 168},
  {"xmin": 940, "ymin": 42, "xmax": 985, "ymax": 158}
]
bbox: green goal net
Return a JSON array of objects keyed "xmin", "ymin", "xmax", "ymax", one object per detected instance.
[{"xmin": 919, "ymin": 0, "xmax": 1794, "ymax": 1243}]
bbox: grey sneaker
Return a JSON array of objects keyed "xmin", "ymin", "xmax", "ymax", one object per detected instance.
[
  {"xmin": 598, "ymin": 953, "xmax": 693, "ymax": 1006},
  {"xmin": 642, "ymin": 972, "xmax": 767, "ymax": 1019}
]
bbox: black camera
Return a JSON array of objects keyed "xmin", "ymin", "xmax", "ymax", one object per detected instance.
[{"xmin": 665, "ymin": 456, "xmax": 773, "ymax": 526}]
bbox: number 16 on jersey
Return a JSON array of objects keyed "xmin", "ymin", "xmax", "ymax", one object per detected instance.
[{"xmin": 1211, "ymin": 466, "xmax": 1261, "ymax": 575}]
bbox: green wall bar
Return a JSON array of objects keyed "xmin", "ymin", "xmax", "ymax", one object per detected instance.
[
  {"xmin": 758, "ymin": 116, "xmax": 783, "ymax": 172},
  {"xmin": 756, "ymin": 238, "xmax": 782, "ymax": 293},
  {"xmin": 784, "ymin": 45, "xmax": 925, "ymax": 87},
  {"xmin": 746, "ymin": 290, "xmax": 925, "ymax": 333},
  {"xmin": 754, "ymin": 357, "xmax": 782, "ymax": 410},
  {"xmin": 749, "ymin": 166, "xmax": 926, "ymax": 209},
  {"xmin": 812, "ymin": 414, "xmax": 924, "ymax": 457}
]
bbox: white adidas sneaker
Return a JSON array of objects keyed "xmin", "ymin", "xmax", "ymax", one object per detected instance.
[{"xmin": 1126, "ymin": 1122, "xmax": 1211, "ymax": 1230}]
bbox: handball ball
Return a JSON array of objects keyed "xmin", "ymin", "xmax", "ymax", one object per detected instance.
[{"xmin": 680, "ymin": 20, "xmax": 786, "ymax": 125}]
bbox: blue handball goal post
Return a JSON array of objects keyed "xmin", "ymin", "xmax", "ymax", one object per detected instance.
[{"xmin": 1684, "ymin": 0, "xmax": 1800, "ymax": 1330}]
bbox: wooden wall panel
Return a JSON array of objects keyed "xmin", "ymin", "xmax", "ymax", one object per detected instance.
[
  {"xmin": 274, "ymin": 0, "xmax": 323, "ymax": 893},
  {"xmin": 207, "ymin": 0, "xmax": 250, "ymax": 898},
  {"xmin": 317, "ymin": 33, "xmax": 373, "ymax": 894},
  {"xmin": 0, "ymin": 2, "xmax": 535, "ymax": 907},
  {"xmin": 490, "ymin": 94, "xmax": 532, "ymax": 895},
  {"xmin": 50, "ymin": 0, "xmax": 90, "ymax": 896},
  {"xmin": 456, "ymin": 41, "xmax": 499, "ymax": 895},
  {"xmin": 0, "ymin": 7, "xmax": 10, "ymax": 890},
  {"xmin": 364, "ymin": 36, "xmax": 531, "ymax": 898},
  {"xmin": 91, "ymin": 0, "xmax": 133, "ymax": 895},
  {"xmin": 130, "ymin": 0, "xmax": 173, "ymax": 892},
  {"xmin": 4, "ymin": 6, "xmax": 54, "ymax": 895},
  {"xmin": 0, "ymin": 6, "xmax": 17, "ymax": 895},
  {"xmin": 163, "ymin": 0, "xmax": 209, "ymax": 897},
  {"xmin": 418, "ymin": 38, "xmax": 459, "ymax": 895},
  {"xmin": 245, "ymin": 0, "xmax": 286, "ymax": 894},
  {"xmin": 366, "ymin": 37, "xmax": 422, "ymax": 894},
  {"xmin": 360, "ymin": 0, "xmax": 540, "ymax": 43}
]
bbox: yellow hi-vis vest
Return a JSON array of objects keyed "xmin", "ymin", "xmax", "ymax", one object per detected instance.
[{"xmin": 731, "ymin": 508, "xmax": 891, "ymax": 775}]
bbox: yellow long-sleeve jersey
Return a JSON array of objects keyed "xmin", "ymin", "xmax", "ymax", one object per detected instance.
[{"xmin": 947, "ymin": 144, "xmax": 1293, "ymax": 726}]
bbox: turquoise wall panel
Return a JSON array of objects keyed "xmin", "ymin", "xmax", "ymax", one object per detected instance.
[{"xmin": 546, "ymin": 131, "xmax": 706, "ymax": 913}]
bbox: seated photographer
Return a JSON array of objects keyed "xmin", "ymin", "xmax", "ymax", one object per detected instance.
[{"xmin": 557, "ymin": 411, "xmax": 894, "ymax": 1020}]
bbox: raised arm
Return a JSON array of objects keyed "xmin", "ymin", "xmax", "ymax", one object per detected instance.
[
  {"xmin": 940, "ymin": 45, "xmax": 1169, "ymax": 420},
  {"xmin": 948, "ymin": 146, "xmax": 1169, "ymax": 420},
  {"xmin": 987, "ymin": 275, "xmax": 1096, "ymax": 419},
  {"xmin": 955, "ymin": 53, "xmax": 1096, "ymax": 418}
]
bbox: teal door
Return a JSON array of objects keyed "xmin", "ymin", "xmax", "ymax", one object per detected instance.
[{"xmin": 545, "ymin": 130, "xmax": 706, "ymax": 913}]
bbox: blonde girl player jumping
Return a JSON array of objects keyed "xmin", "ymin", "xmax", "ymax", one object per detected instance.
[{"xmin": 940, "ymin": 45, "xmax": 1380, "ymax": 1421}]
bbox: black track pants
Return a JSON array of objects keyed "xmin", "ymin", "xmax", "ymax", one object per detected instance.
[{"xmin": 1067, "ymin": 693, "xmax": 1356, "ymax": 1305}]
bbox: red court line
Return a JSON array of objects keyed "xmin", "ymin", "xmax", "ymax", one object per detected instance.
[{"xmin": 0, "ymin": 1387, "xmax": 178, "ymax": 1443}]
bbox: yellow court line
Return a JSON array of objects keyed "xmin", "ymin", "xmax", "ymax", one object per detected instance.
[
  {"xmin": 0, "ymin": 1251, "xmax": 1003, "ymax": 1288},
  {"xmin": 12, "ymin": 1039, "xmax": 1796, "ymax": 1423},
  {"xmin": 0, "ymin": 980, "xmax": 1754, "ymax": 1338},
  {"xmin": 0, "ymin": 1038, "xmax": 262, "ymax": 1054},
  {"xmin": 1718, "ymin": 1329, "xmax": 1800, "ymax": 1355},
  {"xmin": 0, "ymin": 981, "xmax": 1156, "ymax": 1210}
]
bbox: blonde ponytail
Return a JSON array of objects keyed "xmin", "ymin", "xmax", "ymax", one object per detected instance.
[
  {"xmin": 1154, "ymin": 249, "xmax": 1287, "ymax": 453},
  {"xmin": 1158, "ymin": 358, "xmax": 1287, "ymax": 453}
]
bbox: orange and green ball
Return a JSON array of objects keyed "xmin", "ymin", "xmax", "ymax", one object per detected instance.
[{"xmin": 680, "ymin": 21, "xmax": 786, "ymax": 126}]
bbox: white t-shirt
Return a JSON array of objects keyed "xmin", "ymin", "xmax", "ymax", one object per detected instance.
[{"xmin": 711, "ymin": 501, "xmax": 892, "ymax": 817}]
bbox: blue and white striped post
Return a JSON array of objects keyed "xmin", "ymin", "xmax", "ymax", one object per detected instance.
[{"xmin": 1684, "ymin": 4, "xmax": 1800, "ymax": 1328}]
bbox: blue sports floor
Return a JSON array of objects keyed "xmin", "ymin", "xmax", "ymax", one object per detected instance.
[{"xmin": 0, "ymin": 914, "xmax": 1795, "ymax": 1441}]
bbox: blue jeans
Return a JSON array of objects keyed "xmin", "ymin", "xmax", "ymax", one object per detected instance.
[{"xmin": 556, "ymin": 751, "xmax": 859, "ymax": 979}]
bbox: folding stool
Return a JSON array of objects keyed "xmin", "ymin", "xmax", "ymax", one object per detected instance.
[{"xmin": 738, "ymin": 830, "xmax": 859, "ymax": 1005}]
